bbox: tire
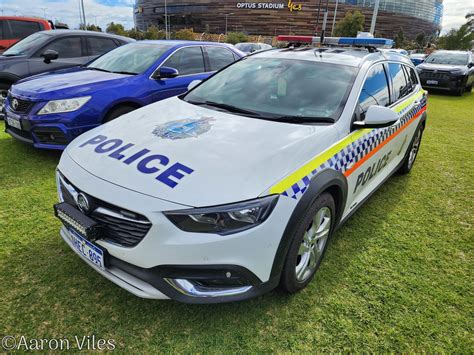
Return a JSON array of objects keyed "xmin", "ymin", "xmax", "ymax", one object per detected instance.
[
  {"xmin": 103, "ymin": 105, "xmax": 136, "ymax": 123},
  {"xmin": 454, "ymin": 87, "xmax": 465, "ymax": 96},
  {"xmin": 398, "ymin": 125, "xmax": 424, "ymax": 175},
  {"xmin": 0, "ymin": 82, "xmax": 11, "ymax": 120},
  {"xmin": 280, "ymin": 192, "xmax": 336, "ymax": 293}
]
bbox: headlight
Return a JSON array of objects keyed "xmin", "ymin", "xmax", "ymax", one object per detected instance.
[
  {"xmin": 38, "ymin": 96, "xmax": 91, "ymax": 115},
  {"xmin": 165, "ymin": 195, "xmax": 279, "ymax": 234},
  {"xmin": 450, "ymin": 69, "xmax": 466, "ymax": 76}
]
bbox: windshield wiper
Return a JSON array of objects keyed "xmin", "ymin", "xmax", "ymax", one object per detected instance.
[
  {"xmin": 86, "ymin": 67, "xmax": 111, "ymax": 73},
  {"xmin": 188, "ymin": 100, "xmax": 263, "ymax": 117},
  {"xmin": 270, "ymin": 115, "xmax": 335, "ymax": 124},
  {"xmin": 111, "ymin": 71, "xmax": 138, "ymax": 75}
]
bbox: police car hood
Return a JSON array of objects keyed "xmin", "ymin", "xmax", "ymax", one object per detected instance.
[{"xmin": 64, "ymin": 97, "xmax": 338, "ymax": 207}]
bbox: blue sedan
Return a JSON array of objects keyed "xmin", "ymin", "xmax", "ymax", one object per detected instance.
[{"xmin": 4, "ymin": 40, "xmax": 244, "ymax": 149}]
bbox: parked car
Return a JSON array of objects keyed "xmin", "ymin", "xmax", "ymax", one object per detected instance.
[
  {"xmin": 409, "ymin": 53, "xmax": 425, "ymax": 66},
  {"xmin": 416, "ymin": 50, "xmax": 474, "ymax": 95},
  {"xmin": 380, "ymin": 48, "xmax": 408, "ymax": 56},
  {"xmin": 0, "ymin": 16, "xmax": 54, "ymax": 53},
  {"xmin": 0, "ymin": 30, "xmax": 133, "ymax": 119},
  {"xmin": 52, "ymin": 39, "xmax": 428, "ymax": 303},
  {"xmin": 235, "ymin": 42, "xmax": 272, "ymax": 54},
  {"xmin": 4, "ymin": 40, "xmax": 244, "ymax": 149}
]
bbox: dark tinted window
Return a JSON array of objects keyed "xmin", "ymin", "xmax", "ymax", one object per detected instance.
[
  {"xmin": 0, "ymin": 20, "xmax": 4, "ymax": 39},
  {"xmin": 388, "ymin": 63, "xmax": 411, "ymax": 102},
  {"xmin": 87, "ymin": 37, "xmax": 118, "ymax": 55},
  {"xmin": 163, "ymin": 46, "xmax": 205, "ymax": 75},
  {"xmin": 9, "ymin": 20, "xmax": 42, "ymax": 39},
  {"xmin": 41, "ymin": 37, "xmax": 82, "ymax": 58},
  {"xmin": 359, "ymin": 64, "xmax": 390, "ymax": 116},
  {"xmin": 206, "ymin": 46, "xmax": 235, "ymax": 71}
]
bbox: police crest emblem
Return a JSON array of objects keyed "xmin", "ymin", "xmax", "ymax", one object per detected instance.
[{"xmin": 152, "ymin": 117, "xmax": 215, "ymax": 140}]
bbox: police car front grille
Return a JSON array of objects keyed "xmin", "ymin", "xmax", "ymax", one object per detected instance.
[
  {"xmin": 419, "ymin": 71, "xmax": 451, "ymax": 80},
  {"xmin": 58, "ymin": 174, "xmax": 152, "ymax": 247},
  {"xmin": 8, "ymin": 94, "xmax": 34, "ymax": 113}
]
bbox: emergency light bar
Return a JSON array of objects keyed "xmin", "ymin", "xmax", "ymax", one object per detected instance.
[{"xmin": 277, "ymin": 35, "xmax": 393, "ymax": 49}]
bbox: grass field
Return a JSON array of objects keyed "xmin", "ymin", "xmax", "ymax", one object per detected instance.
[{"xmin": 0, "ymin": 92, "xmax": 472, "ymax": 352}]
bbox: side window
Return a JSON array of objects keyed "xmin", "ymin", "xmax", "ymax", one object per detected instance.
[
  {"xmin": 39, "ymin": 37, "xmax": 83, "ymax": 58},
  {"xmin": 388, "ymin": 63, "xmax": 411, "ymax": 102},
  {"xmin": 205, "ymin": 46, "xmax": 235, "ymax": 71},
  {"xmin": 87, "ymin": 37, "xmax": 119, "ymax": 56},
  {"xmin": 163, "ymin": 46, "xmax": 205, "ymax": 75},
  {"xmin": 8, "ymin": 20, "xmax": 41, "ymax": 39},
  {"xmin": 405, "ymin": 65, "xmax": 419, "ymax": 91},
  {"xmin": 358, "ymin": 64, "xmax": 390, "ymax": 117},
  {"xmin": 0, "ymin": 20, "xmax": 4, "ymax": 40}
]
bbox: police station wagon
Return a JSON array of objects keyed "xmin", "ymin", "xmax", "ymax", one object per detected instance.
[{"xmin": 54, "ymin": 37, "xmax": 427, "ymax": 303}]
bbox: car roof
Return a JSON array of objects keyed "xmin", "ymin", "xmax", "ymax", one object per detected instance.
[
  {"xmin": 251, "ymin": 47, "xmax": 413, "ymax": 68},
  {"xmin": 136, "ymin": 40, "xmax": 233, "ymax": 47},
  {"xmin": 37, "ymin": 29, "xmax": 133, "ymax": 42}
]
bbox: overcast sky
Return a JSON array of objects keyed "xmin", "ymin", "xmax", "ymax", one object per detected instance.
[{"xmin": 0, "ymin": 0, "xmax": 471, "ymax": 34}]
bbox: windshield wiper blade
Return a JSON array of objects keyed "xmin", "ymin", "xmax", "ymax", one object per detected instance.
[
  {"xmin": 188, "ymin": 100, "xmax": 263, "ymax": 117},
  {"xmin": 86, "ymin": 67, "xmax": 111, "ymax": 73},
  {"xmin": 271, "ymin": 115, "xmax": 335, "ymax": 124},
  {"xmin": 111, "ymin": 71, "xmax": 137, "ymax": 75}
]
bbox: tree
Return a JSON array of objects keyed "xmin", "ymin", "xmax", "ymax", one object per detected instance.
[
  {"xmin": 172, "ymin": 28, "xmax": 195, "ymax": 41},
  {"xmin": 394, "ymin": 27, "xmax": 406, "ymax": 48},
  {"xmin": 226, "ymin": 32, "xmax": 248, "ymax": 44},
  {"xmin": 334, "ymin": 11, "xmax": 365, "ymax": 37},
  {"xmin": 81, "ymin": 23, "xmax": 102, "ymax": 32},
  {"xmin": 127, "ymin": 28, "xmax": 145, "ymax": 40},
  {"xmin": 106, "ymin": 22, "xmax": 126, "ymax": 36},
  {"xmin": 415, "ymin": 32, "xmax": 426, "ymax": 48},
  {"xmin": 144, "ymin": 25, "xmax": 165, "ymax": 40},
  {"xmin": 438, "ymin": 24, "xmax": 473, "ymax": 50}
]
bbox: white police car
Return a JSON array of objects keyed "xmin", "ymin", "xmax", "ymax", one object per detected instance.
[{"xmin": 54, "ymin": 37, "xmax": 427, "ymax": 303}]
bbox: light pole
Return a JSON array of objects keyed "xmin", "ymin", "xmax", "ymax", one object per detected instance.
[
  {"xmin": 225, "ymin": 13, "xmax": 234, "ymax": 36},
  {"xmin": 370, "ymin": 0, "xmax": 380, "ymax": 35},
  {"xmin": 41, "ymin": 7, "xmax": 47, "ymax": 18},
  {"xmin": 331, "ymin": 0, "xmax": 339, "ymax": 36},
  {"xmin": 164, "ymin": 0, "xmax": 169, "ymax": 40}
]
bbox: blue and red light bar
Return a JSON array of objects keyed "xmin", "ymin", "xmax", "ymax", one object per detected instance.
[{"xmin": 277, "ymin": 35, "xmax": 393, "ymax": 48}]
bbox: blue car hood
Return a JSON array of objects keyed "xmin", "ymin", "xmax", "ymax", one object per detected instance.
[{"xmin": 12, "ymin": 69, "xmax": 132, "ymax": 101}]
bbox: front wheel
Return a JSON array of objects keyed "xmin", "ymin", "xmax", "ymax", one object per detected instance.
[
  {"xmin": 0, "ymin": 82, "xmax": 11, "ymax": 120},
  {"xmin": 280, "ymin": 192, "xmax": 335, "ymax": 293}
]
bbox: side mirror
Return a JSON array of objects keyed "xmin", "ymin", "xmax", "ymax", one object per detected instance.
[
  {"xmin": 41, "ymin": 49, "xmax": 59, "ymax": 64},
  {"xmin": 153, "ymin": 66, "xmax": 179, "ymax": 79},
  {"xmin": 353, "ymin": 105, "xmax": 398, "ymax": 129},
  {"xmin": 468, "ymin": 62, "xmax": 474, "ymax": 68},
  {"xmin": 187, "ymin": 80, "xmax": 201, "ymax": 91}
]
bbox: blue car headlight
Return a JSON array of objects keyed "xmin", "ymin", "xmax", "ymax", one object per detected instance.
[
  {"xmin": 38, "ymin": 96, "xmax": 91, "ymax": 115},
  {"xmin": 165, "ymin": 195, "xmax": 279, "ymax": 234}
]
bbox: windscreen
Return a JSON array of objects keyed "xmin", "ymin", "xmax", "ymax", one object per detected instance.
[
  {"xmin": 3, "ymin": 32, "xmax": 49, "ymax": 56},
  {"xmin": 425, "ymin": 52, "xmax": 469, "ymax": 66}
]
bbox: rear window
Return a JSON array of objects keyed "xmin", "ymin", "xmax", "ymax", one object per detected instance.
[
  {"xmin": 8, "ymin": 20, "xmax": 42, "ymax": 39},
  {"xmin": 87, "ymin": 37, "xmax": 118, "ymax": 56}
]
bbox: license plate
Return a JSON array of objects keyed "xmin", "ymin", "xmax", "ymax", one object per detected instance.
[
  {"xmin": 6, "ymin": 115, "xmax": 21, "ymax": 130},
  {"xmin": 68, "ymin": 229, "xmax": 105, "ymax": 270},
  {"xmin": 427, "ymin": 80, "xmax": 438, "ymax": 85}
]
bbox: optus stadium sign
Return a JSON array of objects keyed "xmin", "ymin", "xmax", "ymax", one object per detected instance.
[{"xmin": 236, "ymin": 1, "xmax": 302, "ymax": 11}]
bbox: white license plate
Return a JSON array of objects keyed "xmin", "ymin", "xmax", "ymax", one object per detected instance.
[
  {"xmin": 427, "ymin": 80, "xmax": 438, "ymax": 85},
  {"xmin": 68, "ymin": 229, "xmax": 105, "ymax": 270},
  {"xmin": 6, "ymin": 115, "xmax": 21, "ymax": 130}
]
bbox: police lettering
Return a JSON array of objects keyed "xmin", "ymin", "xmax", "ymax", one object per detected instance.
[
  {"xmin": 79, "ymin": 135, "xmax": 194, "ymax": 188},
  {"xmin": 353, "ymin": 151, "xmax": 392, "ymax": 193}
]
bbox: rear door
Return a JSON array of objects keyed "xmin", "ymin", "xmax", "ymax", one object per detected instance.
[
  {"xmin": 150, "ymin": 46, "xmax": 210, "ymax": 101},
  {"xmin": 28, "ymin": 36, "xmax": 87, "ymax": 76}
]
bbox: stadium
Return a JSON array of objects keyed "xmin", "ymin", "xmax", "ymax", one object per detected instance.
[{"xmin": 133, "ymin": 0, "xmax": 443, "ymax": 40}]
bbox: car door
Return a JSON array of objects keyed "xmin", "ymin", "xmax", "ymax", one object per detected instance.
[
  {"xmin": 27, "ymin": 36, "xmax": 87, "ymax": 76},
  {"xmin": 86, "ymin": 36, "xmax": 121, "ymax": 62},
  {"xmin": 150, "ymin": 46, "xmax": 209, "ymax": 101}
]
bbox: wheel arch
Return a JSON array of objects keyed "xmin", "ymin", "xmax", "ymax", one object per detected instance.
[
  {"xmin": 269, "ymin": 169, "xmax": 348, "ymax": 280},
  {"xmin": 101, "ymin": 100, "xmax": 142, "ymax": 123},
  {"xmin": 0, "ymin": 73, "xmax": 21, "ymax": 86}
]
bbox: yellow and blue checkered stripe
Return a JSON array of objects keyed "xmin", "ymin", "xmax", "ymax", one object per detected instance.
[{"xmin": 271, "ymin": 91, "xmax": 427, "ymax": 200}]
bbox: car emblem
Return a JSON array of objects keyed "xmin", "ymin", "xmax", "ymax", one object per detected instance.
[
  {"xmin": 11, "ymin": 98, "xmax": 19, "ymax": 111},
  {"xmin": 152, "ymin": 117, "xmax": 215, "ymax": 140},
  {"xmin": 77, "ymin": 193, "xmax": 90, "ymax": 214}
]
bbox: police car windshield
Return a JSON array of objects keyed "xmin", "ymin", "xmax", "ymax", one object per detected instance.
[
  {"xmin": 425, "ymin": 52, "xmax": 469, "ymax": 66},
  {"xmin": 184, "ymin": 57, "xmax": 357, "ymax": 122},
  {"xmin": 87, "ymin": 43, "xmax": 172, "ymax": 74}
]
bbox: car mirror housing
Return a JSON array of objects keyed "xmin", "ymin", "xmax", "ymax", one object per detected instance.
[
  {"xmin": 187, "ymin": 80, "xmax": 201, "ymax": 91},
  {"xmin": 41, "ymin": 49, "xmax": 59, "ymax": 64},
  {"xmin": 153, "ymin": 66, "xmax": 179, "ymax": 79},
  {"xmin": 353, "ymin": 105, "xmax": 399, "ymax": 129}
]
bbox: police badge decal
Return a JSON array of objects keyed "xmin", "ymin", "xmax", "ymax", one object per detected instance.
[{"xmin": 152, "ymin": 117, "xmax": 216, "ymax": 140}]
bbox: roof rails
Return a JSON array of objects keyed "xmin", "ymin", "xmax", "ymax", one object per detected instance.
[{"xmin": 277, "ymin": 35, "xmax": 393, "ymax": 50}]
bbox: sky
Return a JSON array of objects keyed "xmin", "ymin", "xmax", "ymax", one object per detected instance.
[{"xmin": 0, "ymin": 0, "xmax": 471, "ymax": 34}]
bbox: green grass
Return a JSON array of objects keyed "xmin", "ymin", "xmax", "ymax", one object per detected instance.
[{"xmin": 0, "ymin": 92, "xmax": 472, "ymax": 352}]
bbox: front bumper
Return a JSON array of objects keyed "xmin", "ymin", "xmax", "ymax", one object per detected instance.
[{"xmin": 419, "ymin": 74, "xmax": 467, "ymax": 91}]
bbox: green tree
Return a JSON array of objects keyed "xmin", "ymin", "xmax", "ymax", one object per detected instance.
[
  {"xmin": 415, "ymin": 32, "xmax": 426, "ymax": 48},
  {"xmin": 226, "ymin": 32, "xmax": 248, "ymax": 44},
  {"xmin": 106, "ymin": 22, "xmax": 126, "ymax": 36},
  {"xmin": 127, "ymin": 28, "xmax": 145, "ymax": 40},
  {"xmin": 394, "ymin": 27, "xmax": 406, "ymax": 48},
  {"xmin": 438, "ymin": 24, "xmax": 473, "ymax": 50},
  {"xmin": 172, "ymin": 28, "xmax": 195, "ymax": 41},
  {"xmin": 334, "ymin": 11, "xmax": 365, "ymax": 37},
  {"xmin": 144, "ymin": 25, "xmax": 165, "ymax": 40}
]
